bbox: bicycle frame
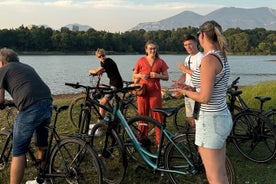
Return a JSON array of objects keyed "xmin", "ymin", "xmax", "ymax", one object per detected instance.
[{"xmin": 111, "ymin": 92, "xmax": 197, "ymax": 175}]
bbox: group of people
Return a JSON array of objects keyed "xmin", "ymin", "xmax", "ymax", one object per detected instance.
[{"xmin": 0, "ymin": 20, "xmax": 232, "ymax": 184}]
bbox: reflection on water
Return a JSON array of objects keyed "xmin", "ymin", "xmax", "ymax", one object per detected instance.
[{"xmin": 19, "ymin": 55, "xmax": 276, "ymax": 95}]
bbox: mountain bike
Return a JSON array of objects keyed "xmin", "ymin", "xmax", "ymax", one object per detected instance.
[
  {"xmin": 0, "ymin": 102, "xmax": 103, "ymax": 183},
  {"xmin": 66, "ymin": 82, "xmax": 128, "ymax": 184},
  {"xmin": 227, "ymin": 77, "xmax": 276, "ymax": 163},
  {"xmin": 67, "ymin": 83, "xmax": 236, "ymax": 184}
]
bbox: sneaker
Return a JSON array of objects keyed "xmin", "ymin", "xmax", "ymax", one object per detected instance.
[
  {"xmin": 26, "ymin": 178, "xmax": 48, "ymax": 184},
  {"xmin": 88, "ymin": 124, "xmax": 103, "ymax": 136}
]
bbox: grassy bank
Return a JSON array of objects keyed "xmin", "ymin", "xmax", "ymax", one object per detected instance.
[{"xmin": 0, "ymin": 81, "xmax": 275, "ymax": 183}]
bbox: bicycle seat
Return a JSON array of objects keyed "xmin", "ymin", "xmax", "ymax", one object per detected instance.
[
  {"xmin": 153, "ymin": 107, "xmax": 178, "ymax": 117},
  {"xmin": 254, "ymin": 96, "xmax": 271, "ymax": 103}
]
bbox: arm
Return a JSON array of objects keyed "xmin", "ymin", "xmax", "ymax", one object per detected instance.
[
  {"xmin": 182, "ymin": 55, "xmax": 221, "ymax": 104},
  {"xmin": 89, "ymin": 66, "xmax": 104, "ymax": 75}
]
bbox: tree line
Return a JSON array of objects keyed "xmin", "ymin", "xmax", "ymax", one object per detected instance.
[{"xmin": 0, "ymin": 25, "xmax": 275, "ymax": 55}]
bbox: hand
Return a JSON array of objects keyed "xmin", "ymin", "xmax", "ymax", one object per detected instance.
[
  {"xmin": 140, "ymin": 73, "xmax": 150, "ymax": 80},
  {"xmin": 149, "ymin": 72, "xmax": 159, "ymax": 78},
  {"xmin": 177, "ymin": 62, "xmax": 187, "ymax": 72}
]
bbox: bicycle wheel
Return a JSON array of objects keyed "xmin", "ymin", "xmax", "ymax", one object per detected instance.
[
  {"xmin": 0, "ymin": 129, "xmax": 12, "ymax": 171},
  {"xmin": 122, "ymin": 115, "xmax": 162, "ymax": 167},
  {"xmin": 173, "ymin": 103, "xmax": 187, "ymax": 133},
  {"xmin": 69, "ymin": 95, "xmax": 98, "ymax": 129},
  {"xmin": 122, "ymin": 96, "xmax": 138, "ymax": 120},
  {"xmin": 232, "ymin": 110, "xmax": 276, "ymax": 163},
  {"xmin": 90, "ymin": 121, "xmax": 127, "ymax": 184},
  {"xmin": 164, "ymin": 133, "xmax": 236, "ymax": 184},
  {"xmin": 266, "ymin": 109, "xmax": 276, "ymax": 127},
  {"xmin": 49, "ymin": 138, "xmax": 103, "ymax": 184}
]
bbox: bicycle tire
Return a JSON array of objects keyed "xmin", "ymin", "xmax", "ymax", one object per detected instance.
[
  {"xmin": 265, "ymin": 109, "xmax": 276, "ymax": 127},
  {"xmin": 90, "ymin": 121, "xmax": 127, "ymax": 184},
  {"xmin": 0, "ymin": 129, "xmax": 12, "ymax": 171},
  {"xmin": 164, "ymin": 133, "xmax": 236, "ymax": 184},
  {"xmin": 122, "ymin": 115, "xmax": 163, "ymax": 167},
  {"xmin": 69, "ymin": 95, "xmax": 98, "ymax": 129},
  {"xmin": 122, "ymin": 97, "xmax": 138, "ymax": 121},
  {"xmin": 231, "ymin": 110, "xmax": 276, "ymax": 163},
  {"xmin": 49, "ymin": 137, "xmax": 103, "ymax": 184},
  {"xmin": 173, "ymin": 103, "xmax": 187, "ymax": 133}
]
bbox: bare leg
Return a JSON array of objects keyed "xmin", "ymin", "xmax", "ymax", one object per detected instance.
[
  {"xmin": 198, "ymin": 143, "xmax": 229, "ymax": 184},
  {"xmin": 10, "ymin": 155, "xmax": 26, "ymax": 184},
  {"xmin": 99, "ymin": 97, "xmax": 107, "ymax": 117}
]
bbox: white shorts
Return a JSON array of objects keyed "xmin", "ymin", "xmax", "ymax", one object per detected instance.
[{"xmin": 195, "ymin": 108, "xmax": 233, "ymax": 149}]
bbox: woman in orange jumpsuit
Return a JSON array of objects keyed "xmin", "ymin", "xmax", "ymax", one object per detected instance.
[{"xmin": 132, "ymin": 40, "xmax": 169, "ymax": 146}]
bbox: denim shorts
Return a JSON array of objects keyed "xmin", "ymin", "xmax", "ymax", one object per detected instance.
[
  {"xmin": 13, "ymin": 99, "xmax": 52, "ymax": 156},
  {"xmin": 195, "ymin": 108, "xmax": 233, "ymax": 149},
  {"xmin": 184, "ymin": 97, "xmax": 195, "ymax": 118}
]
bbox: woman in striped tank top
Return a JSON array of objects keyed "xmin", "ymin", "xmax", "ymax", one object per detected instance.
[{"xmin": 176, "ymin": 20, "xmax": 232, "ymax": 184}]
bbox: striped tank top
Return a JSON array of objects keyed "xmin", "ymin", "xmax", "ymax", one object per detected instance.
[{"xmin": 191, "ymin": 50, "xmax": 230, "ymax": 112}]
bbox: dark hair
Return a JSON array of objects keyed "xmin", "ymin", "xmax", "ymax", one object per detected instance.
[
  {"xmin": 184, "ymin": 35, "xmax": 197, "ymax": 42},
  {"xmin": 0, "ymin": 48, "xmax": 19, "ymax": 63}
]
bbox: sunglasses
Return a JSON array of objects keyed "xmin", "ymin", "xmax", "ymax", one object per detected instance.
[
  {"xmin": 197, "ymin": 31, "xmax": 202, "ymax": 37},
  {"xmin": 98, "ymin": 55, "xmax": 105, "ymax": 58}
]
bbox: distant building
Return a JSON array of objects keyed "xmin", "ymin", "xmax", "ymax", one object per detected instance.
[{"xmin": 72, "ymin": 25, "xmax": 79, "ymax": 32}]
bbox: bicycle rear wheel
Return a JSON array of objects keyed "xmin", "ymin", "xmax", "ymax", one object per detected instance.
[
  {"xmin": 90, "ymin": 121, "xmax": 127, "ymax": 184},
  {"xmin": 164, "ymin": 133, "xmax": 236, "ymax": 184},
  {"xmin": 173, "ymin": 103, "xmax": 187, "ymax": 133},
  {"xmin": 232, "ymin": 110, "xmax": 276, "ymax": 163},
  {"xmin": 0, "ymin": 129, "xmax": 12, "ymax": 171},
  {"xmin": 49, "ymin": 138, "xmax": 103, "ymax": 184},
  {"xmin": 122, "ymin": 115, "xmax": 162, "ymax": 167}
]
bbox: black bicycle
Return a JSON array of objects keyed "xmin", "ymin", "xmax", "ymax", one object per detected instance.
[
  {"xmin": 227, "ymin": 77, "xmax": 276, "ymax": 163},
  {"xmin": 68, "ymin": 73, "xmax": 137, "ymax": 129},
  {"xmin": 66, "ymin": 82, "xmax": 129, "ymax": 184},
  {"xmin": 0, "ymin": 102, "xmax": 103, "ymax": 183}
]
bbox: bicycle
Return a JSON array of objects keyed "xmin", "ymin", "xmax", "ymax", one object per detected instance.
[
  {"xmin": 227, "ymin": 77, "xmax": 276, "ymax": 163},
  {"xmin": 68, "ymin": 73, "xmax": 137, "ymax": 129},
  {"xmin": 0, "ymin": 102, "xmax": 103, "ymax": 183},
  {"xmin": 67, "ymin": 83, "xmax": 236, "ymax": 184},
  {"xmin": 0, "ymin": 100, "xmax": 18, "ymax": 129},
  {"xmin": 66, "ymin": 82, "xmax": 128, "ymax": 184}
]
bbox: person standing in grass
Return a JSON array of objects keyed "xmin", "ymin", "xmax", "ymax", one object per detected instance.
[
  {"xmin": 0, "ymin": 48, "xmax": 52, "ymax": 184},
  {"xmin": 175, "ymin": 20, "xmax": 232, "ymax": 183}
]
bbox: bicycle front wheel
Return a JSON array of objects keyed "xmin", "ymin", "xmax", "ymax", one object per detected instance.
[
  {"xmin": 232, "ymin": 110, "xmax": 276, "ymax": 163},
  {"xmin": 164, "ymin": 133, "xmax": 236, "ymax": 184},
  {"xmin": 69, "ymin": 95, "xmax": 98, "ymax": 129},
  {"xmin": 90, "ymin": 121, "xmax": 127, "ymax": 184},
  {"xmin": 49, "ymin": 138, "xmax": 103, "ymax": 184}
]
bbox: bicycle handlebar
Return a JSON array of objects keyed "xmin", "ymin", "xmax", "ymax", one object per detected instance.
[
  {"xmin": 65, "ymin": 82, "xmax": 140, "ymax": 95},
  {"xmin": 230, "ymin": 77, "xmax": 240, "ymax": 87}
]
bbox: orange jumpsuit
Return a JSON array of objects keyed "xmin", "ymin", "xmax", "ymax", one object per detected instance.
[{"xmin": 134, "ymin": 56, "xmax": 169, "ymax": 145}]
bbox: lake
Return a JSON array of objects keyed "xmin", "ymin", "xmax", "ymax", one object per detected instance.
[{"xmin": 18, "ymin": 55, "xmax": 276, "ymax": 95}]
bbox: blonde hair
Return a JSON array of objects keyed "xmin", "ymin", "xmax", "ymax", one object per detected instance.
[
  {"xmin": 95, "ymin": 48, "xmax": 106, "ymax": 56},
  {"xmin": 199, "ymin": 20, "xmax": 227, "ymax": 58}
]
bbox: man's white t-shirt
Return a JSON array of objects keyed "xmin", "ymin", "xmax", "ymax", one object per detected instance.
[{"xmin": 184, "ymin": 52, "xmax": 204, "ymax": 87}]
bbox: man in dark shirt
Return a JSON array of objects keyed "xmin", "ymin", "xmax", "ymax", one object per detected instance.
[
  {"xmin": 89, "ymin": 48, "xmax": 123, "ymax": 134},
  {"xmin": 0, "ymin": 48, "xmax": 52, "ymax": 184}
]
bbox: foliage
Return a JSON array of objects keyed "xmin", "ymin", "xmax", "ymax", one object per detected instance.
[{"xmin": 0, "ymin": 25, "xmax": 276, "ymax": 54}]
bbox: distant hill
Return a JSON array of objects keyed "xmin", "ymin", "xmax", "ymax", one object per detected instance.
[{"xmin": 129, "ymin": 7, "xmax": 276, "ymax": 31}]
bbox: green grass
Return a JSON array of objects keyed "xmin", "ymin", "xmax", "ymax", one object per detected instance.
[{"xmin": 0, "ymin": 81, "xmax": 276, "ymax": 184}]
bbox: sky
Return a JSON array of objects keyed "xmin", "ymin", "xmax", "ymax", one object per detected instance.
[{"xmin": 0, "ymin": 0, "xmax": 275, "ymax": 33}]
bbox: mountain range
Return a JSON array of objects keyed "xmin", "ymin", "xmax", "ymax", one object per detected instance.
[{"xmin": 129, "ymin": 7, "xmax": 276, "ymax": 31}]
